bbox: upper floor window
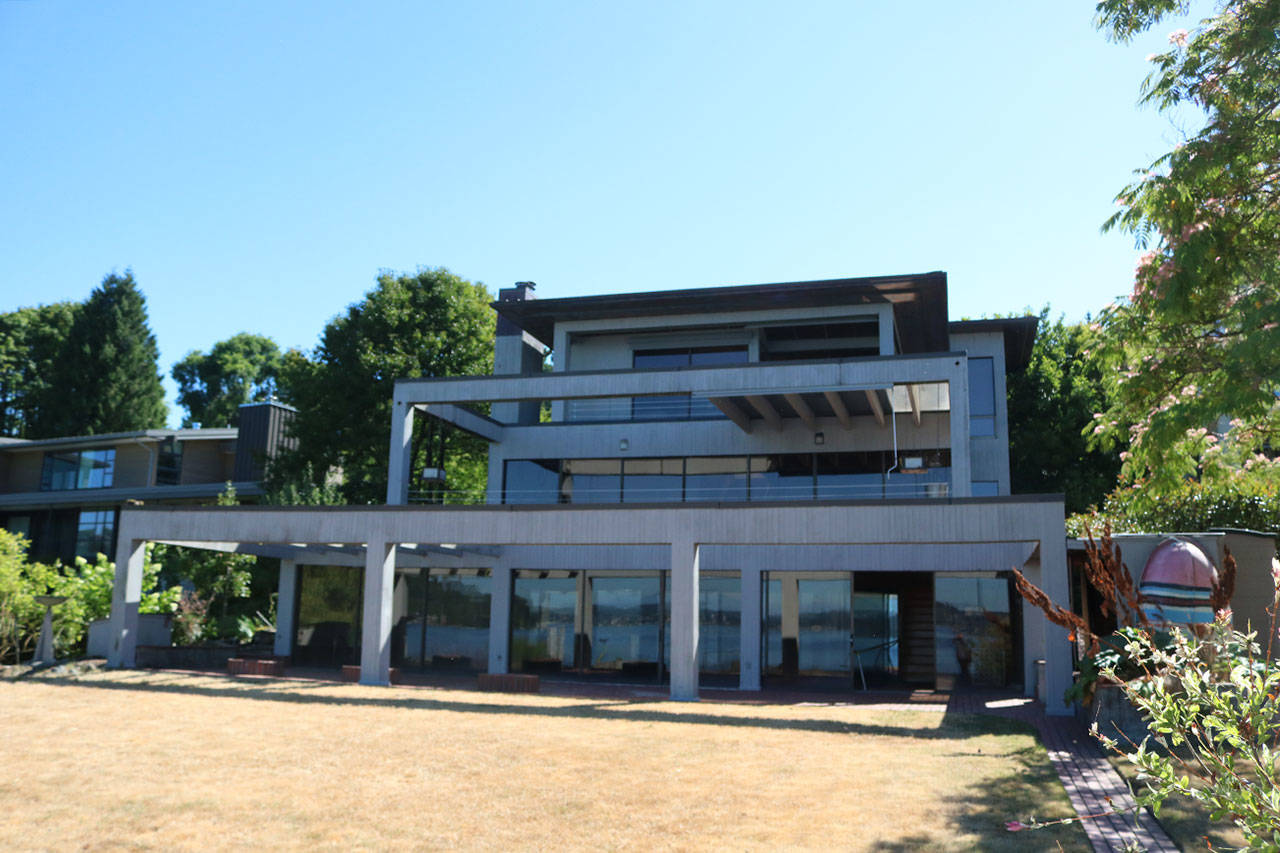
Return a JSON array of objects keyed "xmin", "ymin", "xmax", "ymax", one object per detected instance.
[
  {"xmin": 759, "ymin": 318, "xmax": 881, "ymax": 361},
  {"xmin": 156, "ymin": 437, "xmax": 183, "ymax": 485},
  {"xmin": 968, "ymin": 357, "xmax": 996, "ymax": 437},
  {"xmin": 631, "ymin": 346, "xmax": 748, "ymax": 420},
  {"xmin": 41, "ymin": 448, "xmax": 115, "ymax": 491}
]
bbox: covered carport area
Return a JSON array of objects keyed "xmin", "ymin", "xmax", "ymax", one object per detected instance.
[{"xmin": 106, "ymin": 496, "xmax": 1073, "ymax": 714}]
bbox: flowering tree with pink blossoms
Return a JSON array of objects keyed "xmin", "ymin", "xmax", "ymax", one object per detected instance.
[{"xmin": 1091, "ymin": 0, "xmax": 1280, "ymax": 503}]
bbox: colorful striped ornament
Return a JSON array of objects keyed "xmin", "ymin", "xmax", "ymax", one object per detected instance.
[{"xmin": 1138, "ymin": 537, "xmax": 1218, "ymax": 625}]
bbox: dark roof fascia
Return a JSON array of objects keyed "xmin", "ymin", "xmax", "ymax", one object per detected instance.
[
  {"xmin": 948, "ymin": 316, "xmax": 1039, "ymax": 372},
  {"xmin": 492, "ymin": 272, "xmax": 950, "ymax": 353},
  {"xmin": 0, "ymin": 428, "xmax": 239, "ymax": 454}
]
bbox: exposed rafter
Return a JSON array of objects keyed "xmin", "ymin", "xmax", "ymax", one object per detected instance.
[
  {"xmin": 823, "ymin": 390, "xmax": 853, "ymax": 429},
  {"xmin": 783, "ymin": 393, "xmax": 817, "ymax": 430},
  {"xmin": 745, "ymin": 395, "xmax": 784, "ymax": 431},
  {"xmin": 864, "ymin": 389, "xmax": 886, "ymax": 428},
  {"xmin": 906, "ymin": 384, "xmax": 922, "ymax": 426},
  {"xmin": 709, "ymin": 397, "xmax": 753, "ymax": 433}
]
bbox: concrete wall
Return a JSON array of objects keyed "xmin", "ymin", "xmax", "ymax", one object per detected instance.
[{"xmin": 1221, "ymin": 530, "xmax": 1279, "ymax": 646}]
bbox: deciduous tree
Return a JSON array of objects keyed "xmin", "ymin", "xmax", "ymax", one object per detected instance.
[
  {"xmin": 1093, "ymin": 0, "xmax": 1280, "ymax": 500},
  {"xmin": 275, "ymin": 267, "xmax": 494, "ymax": 504},
  {"xmin": 172, "ymin": 332, "xmax": 283, "ymax": 428}
]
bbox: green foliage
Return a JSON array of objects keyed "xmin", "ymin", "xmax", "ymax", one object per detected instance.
[
  {"xmin": 260, "ymin": 460, "xmax": 344, "ymax": 506},
  {"xmin": 276, "ymin": 267, "xmax": 495, "ymax": 504},
  {"xmin": 0, "ymin": 528, "xmax": 180, "ymax": 663},
  {"xmin": 172, "ymin": 332, "xmax": 284, "ymax": 428},
  {"xmin": 1095, "ymin": 612, "xmax": 1280, "ymax": 851},
  {"xmin": 1069, "ymin": 476, "xmax": 1280, "ymax": 538},
  {"xmin": 1091, "ymin": 0, "xmax": 1280, "ymax": 496},
  {"xmin": 44, "ymin": 271, "xmax": 167, "ymax": 435},
  {"xmin": 1007, "ymin": 309, "xmax": 1123, "ymax": 513},
  {"xmin": 148, "ymin": 484, "xmax": 268, "ymax": 642},
  {"xmin": 0, "ymin": 301, "xmax": 78, "ymax": 438}
]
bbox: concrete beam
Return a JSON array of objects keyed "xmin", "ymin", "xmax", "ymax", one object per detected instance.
[
  {"xmin": 394, "ymin": 353, "xmax": 972, "ymax": 406},
  {"xmin": 745, "ymin": 395, "xmax": 783, "ymax": 432},
  {"xmin": 709, "ymin": 397, "xmax": 752, "ymax": 433},
  {"xmin": 823, "ymin": 391, "xmax": 853, "ymax": 429},
  {"xmin": 783, "ymin": 393, "xmax": 817, "ymax": 430},
  {"xmin": 865, "ymin": 389, "xmax": 886, "ymax": 428},
  {"xmin": 422, "ymin": 403, "xmax": 505, "ymax": 443}
]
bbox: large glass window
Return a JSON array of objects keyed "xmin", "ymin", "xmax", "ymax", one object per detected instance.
[
  {"xmin": 294, "ymin": 565, "xmax": 362, "ymax": 667},
  {"xmin": 815, "ymin": 452, "xmax": 884, "ymax": 500},
  {"xmin": 622, "ymin": 458, "xmax": 684, "ymax": 503},
  {"xmin": 684, "ymin": 456, "xmax": 748, "ymax": 502},
  {"xmin": 511, "ymin": 572, "xmax": 578, "ymax": 672},
  {"xmin": 156, "ymin": 438, "xmax": 183, "ymax": 485},
  {"xmin": 886, "ymin": 450, "xmax": 951, "ymax": 499},
  {"xmin": 698, "ymin": 574, "xmax": 740, "ymax": 674},
  {"xmin": 934, "ymin": 574, "xmax": 1015, "ymax": 687},
  {"xmin": 503, "ymin": 459, "xmax": 561, "ymax": 504},
  {"xmin": 590, "ymin": 575, "xmax": 662, "ymax": 676},
  {"xmin": 968, "ymin": 356, "xmax": 996, "ymax": 437},
  {"xmin": 749, "ymin": 454, "xmax": 814, "ymax": 501},
  {"xmin": 396, "ymin": 569, "xmax": 492, "ymax": 670},
  {"xmin": 74, "ymin": 509, "xmax": 115, "ymax": 558},
  {"xmin": 561, "ymin": 459, "xmax": 621, "ymax": 504},
  {"xmin": 631, "ymin": 346, "xmax": 748, "ymax": 420},
  {"xmin": 41, "ymin": 448, "xmax": 115, "ymax": 491}
]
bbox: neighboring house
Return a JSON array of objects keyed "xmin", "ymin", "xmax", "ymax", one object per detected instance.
[
  {"xmin": 0, "ymin": 401, "xmax": 295, "ymax": 563},
  {"xmin": 104, "ymin": 272, "xmax": 1077, "ymax": 713}
]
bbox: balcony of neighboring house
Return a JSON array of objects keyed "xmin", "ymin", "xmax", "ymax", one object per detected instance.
[{"xmin": 388, "ymin": 351, "xmax": 975, "ymax": 506}]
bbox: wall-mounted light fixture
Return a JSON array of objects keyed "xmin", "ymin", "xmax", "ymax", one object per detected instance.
[
  {"xmin": 813, "ymin": 431, "xmax": 825, "ymax": 446},
  {"xmin": 619, "ymin": 438, "xmax": 630, "ymax": 451}
]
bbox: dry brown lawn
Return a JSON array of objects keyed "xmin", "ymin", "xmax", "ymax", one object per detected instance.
[{"xmin": 0, "ymin": 670, "xmax": 1088, "ymax": 851}]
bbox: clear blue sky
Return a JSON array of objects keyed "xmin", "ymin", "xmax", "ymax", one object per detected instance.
[{"xmin": 0, "ymin": 1, "xmax": 1205, "ymax": 426}]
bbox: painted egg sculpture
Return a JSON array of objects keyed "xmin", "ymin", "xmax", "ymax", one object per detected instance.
[{"xmin": 1138, "ymin": 537, "xmax": 1218, "ymax": 625}]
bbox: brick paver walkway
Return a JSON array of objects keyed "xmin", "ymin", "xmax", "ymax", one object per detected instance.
[{"xmin": 947, "ymin": 690, "xmax": 1177, "ymax": 853}]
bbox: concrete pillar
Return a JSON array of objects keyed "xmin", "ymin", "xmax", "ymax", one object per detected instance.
[
  {"xmin": 1038, "ymin": 522, "xmax": 1074, "ymax": 717},
  {"xmin": 488, "ymin": 565, "xmax": 513, "ymax": 674},
  {"xmin": 739, "ymin": 568, "xmax": 762, "ymax": 691},
  {"xmin": 948, "ymin": 359, "xmax": 972, "ymax": 497},
  {"xmin": 107, "ymin": 537, "xmax": 147, "ymax": 668},
  {"xmin": 780, "ymin": 574, "xmax": 799, "ymax": 677},
  {"xmin": 669, "ymin": 540, "xmax": 700, "ymax": 700},
  {"xmin": 385, "ymin": 399, "xmax": 415, "ymax": 506},
  {"xmin": 273, "ymin": 560, "xmax": 298, "ymax": 658},
  {"xmin": 360, "ymin": 540, "xmax": 397, "ymax": 685}
]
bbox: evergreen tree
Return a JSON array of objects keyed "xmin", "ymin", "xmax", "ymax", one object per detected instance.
[
  {"xmin": 46, "ymin": 271, "xmax": 167, "ymax": 435},
  {"xmin": 0, "ymin": 301, "xmax": 78, "ymax": 438}
]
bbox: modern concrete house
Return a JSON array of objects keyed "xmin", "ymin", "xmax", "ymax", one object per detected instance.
[
  {"xmin": 0, "ymin": 401, "xmax": 295, "ymax": 563},
  {"xmin": 105, "ymin": 272, "xmax": 1076, "ymax": 712}
]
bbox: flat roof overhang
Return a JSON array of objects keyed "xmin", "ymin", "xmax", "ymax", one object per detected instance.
[
  {"xmin": 403, "ymin": 352, "xmax": 961, "ymax": 441},
  {"xmin": 491, "ymin": 272, "xmax": 950, "ymax": 353}
]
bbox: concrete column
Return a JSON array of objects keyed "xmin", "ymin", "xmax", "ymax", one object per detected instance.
[
  {"xmin": 1039, "ymin": 522, "xmax": 1074, "ymax": 717},
  {"xmin": 780, "ymin": 574, "xmax": 799, "ymax": 677},
  {"xmin": 107, "ymin": 537, "xmax": 147, "ymax": 668},
  {"xmin": 669, "ymin": 540, "xmax": 700, "ymax": 700},
  {"xmin": 488, "ymin": 565, "xmax": 513, "ymax": 674},
  {"xmin": 385, "ymin": 399, "xmax": 415, "ymax": 506},
  {"xmin": 274, "ymin": 560, "xmax": 298, "ymax": 658},
  {"xmin": 739, "ymin": 568, "xmax": 762, "ymax": 691},
  {"xmin": 948, "ymin": 360, "xmax": 972, "ymax": 497},
  {"xmin": 360, "ymin": 540, "xmax": 397, "ymax": 685}
]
